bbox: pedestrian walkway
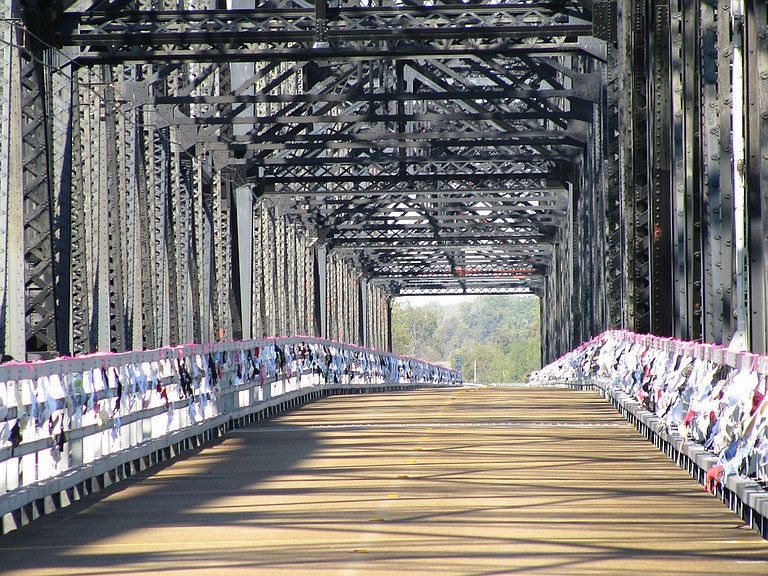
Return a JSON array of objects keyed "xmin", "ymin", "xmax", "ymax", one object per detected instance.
[{"xmin": 2, "ymin": 386, "xmax": 767, "ymax": 575}]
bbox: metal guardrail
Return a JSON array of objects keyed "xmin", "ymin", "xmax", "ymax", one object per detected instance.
[
  {"xmin": 531, "ymin": 330, "xmax": 768, "ymax": 538},
  {"xmin": 0, "ymin": 337, "xmax": 460, "ymax": 535},
  {"xmin": 589, "ymin": 378, "xmax": 768, "ymax": 539}
]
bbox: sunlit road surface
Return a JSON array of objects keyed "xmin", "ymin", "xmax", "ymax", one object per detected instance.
[{"xmin": 2, "ymin": 386, "xmax": 768, "ymax": 576}]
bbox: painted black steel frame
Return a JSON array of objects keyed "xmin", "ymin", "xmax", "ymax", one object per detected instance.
[{"xmin": 0, "ymin": 0, "xmax": 766, "ymax": 365}]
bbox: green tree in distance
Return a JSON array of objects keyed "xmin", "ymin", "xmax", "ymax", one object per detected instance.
[{"xmin": 391, "ymin": 295, "xmax": 541, "ymax": 382}]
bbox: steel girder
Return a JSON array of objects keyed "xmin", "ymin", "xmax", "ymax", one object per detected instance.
[
  {"xmin": 0, "ymin": 3, "xmax": 17, "ymax": 357},
  {"xmin": 47, "ymin": 3, "xmax": 593, "ymax": 312},
  {"xmin": 280, "ymin": 186, "xmax": 563, "ymax": 294},
  {"xmin": 11, "ymin": 0, "xmax": 60, "ymax": 359},
  {"xmin": 0, "ymin": 0, "xmax": 761, "ymax": 361},
  {"xmin": 601, "ymin": 0, "xmax": 768, "ymax": 356},
  {"xmin": 618, "ymin": 0, "xmax": 650, "ymax": 336},
  {"xmin": 37, "ymin": 0, "xmax": 599, "ymax": 354},
  {"xmin": 53, "ymin": 3, "xmax": 595, "ymax": 57},
  {"xmin": 745, "ymin": 0, "xmax": 768, "ymax": 354}
]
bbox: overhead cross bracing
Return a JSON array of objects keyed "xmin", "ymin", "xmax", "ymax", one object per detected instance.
[
  {"xmin": 54, "ymin": 3, "xmax": 597, "ymax": 57},
  {"xmin": 51, "ymin": 0, "xmax": 596, "ymax": 298},
  {"xmin": 0, "ymin": 0, "xmax": 611, "ymax": 360},
  {"xmin": 4, "ymin": 0, "xmax": 768, "ymax": 365}
]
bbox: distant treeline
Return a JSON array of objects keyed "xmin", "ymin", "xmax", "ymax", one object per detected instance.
[{"xmin": 391, "ymin": 295, "xmax": 541, "ymax": 383}]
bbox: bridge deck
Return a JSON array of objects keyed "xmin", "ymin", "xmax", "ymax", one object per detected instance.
[{"xmin": 2, "ymin": 387, "xmax": 767, "ymax": 575}]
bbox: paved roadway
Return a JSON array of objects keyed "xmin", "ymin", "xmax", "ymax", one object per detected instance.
[{"xmin": 2, "ymin": 386, "xmax": 768, "ymax": 575}]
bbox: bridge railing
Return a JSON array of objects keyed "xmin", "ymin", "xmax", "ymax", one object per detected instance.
[
  {"xmin": 531, "ymin": 330, "xmax": 768, "ymax": 537},
  {"xmin": 0, "ymin": 337, "xmax": 460, "ymax": 534}
]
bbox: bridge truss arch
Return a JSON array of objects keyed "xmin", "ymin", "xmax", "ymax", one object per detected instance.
[{"xmin": 0, "ymin": 0, "xmax": 766, "ymax": 362}]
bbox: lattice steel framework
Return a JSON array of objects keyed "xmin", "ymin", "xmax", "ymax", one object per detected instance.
[
  {"xmin": 607, "ymin": 0, "xmax": 768, "ymax": 360},
  {"xmin": 0, "ymin": 0, "xmax": 766, "ymax": 365}
]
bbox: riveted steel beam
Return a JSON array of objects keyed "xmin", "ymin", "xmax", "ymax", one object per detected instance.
[
  {"xmin": 745, "ymin": 0, "xmax": 768, "ymax": 353},
  {"xmin": 0, "ymin": 0, "xmax": 618, "ymax": 356},
  {"xmin": 16, "ymin": 2, "xmax": 59, "ymax": 359},
  {"xmin": 55, "ymin": 4, "xmax": 593, "ymax": 48}
]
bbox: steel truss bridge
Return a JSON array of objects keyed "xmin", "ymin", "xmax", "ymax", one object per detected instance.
[{"xmin": 0, "ymin": 0, "xmax": 766, "ymax": 363}]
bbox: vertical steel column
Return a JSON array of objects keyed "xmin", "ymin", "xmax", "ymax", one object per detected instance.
[
  {"xmin": 183, "ymin": 53, "xmax": 209, "ymax": 345},
  {"xmin": 225, "ymin": 174, "xmax": 243, "ymax": 340},
  {"xmin": 87, "ymin": 67, "xmax": 112, "ymax": 352},
  {"xmin": 576, "ymin": 152, "xmax": 602, "ymax": 342},
  {"xmin": 350, "ymin": 266, "xmax": 358, "ymax": 344},
  {"xmin": 282, "ymin": 211, "xmax": 290, "ymax": 336},
  {"xmin": 227, "ymin": 0, "xmax": 256, "ymax": 339},
  {"xmin": 284, "ymin": 221, "xmax": 291, "ymax": 337},
  {"xmin": 670, "ymin": 0, "xmax": 686, "ymax": 338},
  {"xmin": 359, "ymin": 277, "xmax": 368, "ymax": 348},
  {"xmin": 212, "ymin": 171, "xmax": 233, "ymax": 341},
  {"xmin": 120, "ymin": 66, "xmax": 144, "ymax": 350},
  {"xmin": 295, "ymin": 228, "xmax": 306, "ymax": 335},
  {"xmin": 264, "ymin": 203, "xmax": 278, "ymax": 336},
  {"xmin": 76, "ymin": 67, "xmax": 96, "ymax": 351},
  {"xmin": 385, "ymin": 295, "xmax": 392, "ymax": 352},
  {"xmin": 275, "ymin": 208, "xmax": 287, "ymax": 335},
  {"xmin": 291, "ymin": 224, "xmax": 300, "ymax": 336},
  {"xmin": 383, "ymin": 288, "xmax": 389, "ymax": 350},
  {"xmin": 717, "ymin": 0, "xmax": 736, "ymax": 343},
  {"xmin": 116, "ymin": 65, "xmax": 144, "ymax": 350},
  {"xmin": 331, "ymin": 255, "xmax": 339, "ymax": 341},
  {"xmin": 234, "ymin": 185, "xmax": 253, "ymax": 339},
  {"xmin": 297, "ymin": 225, "xmax": 307, "ymax": 335},
  {"xmin": 541, "ymin": 271, "xmax": 551, "ymax": 363},
  {"xmin": 368, "ymin": 283, "xmax": 375, "ymax": 350},
  {"xmin": 48, "ymin": 51, "xmax": 75, "ymax": 355},
  {"xmin": 153, "ymin": 127, "xmax": 172, "ymax": 345},
  {"xmin": 288, "ymin": 222, "xmax": 299, "ymax": 335},
  {"xmin": 211, "ymin": 58, "xmax": 234, "ymax": 342},
  {"xmin": 343, "ymin": 263, "xmax": 353, "ymax": 343},
  {"xmin": 134, "ymin": 113, "xmax": 156, "ymax": 350},
  {"xmin": 333, "ymin": 254, "xmax": 341, "ymax": 340},
  {"xmin": 542, "ymin": 217, "xmax": 573, "ymax": 363},
  {"xmin": 186, "ymin": 155, "xmax": 203, "ymax": 345},
  {"xmin": 339, "ymin": 262, "xmax": 347, "ymax": 342},
  {"xmin": 0, "ymin": 10, "xmax": 12, "ymax": 356},
  {"xmin": 174, "ymin": 152, "xmax": 196, "ymax": 343},
  {"xmin": 334, "ymin": 253, "xmax": 341, "ymax": 341},
  {"xmin": 166, "ymin": 151, "xmax": 182, "ymax": 344},
  {"xmin": 197, "ymin": 160, "xmax": 215, "ymax": 343},
  {"xmin": 260, "ymin": 202, "xmax": 271, "ymax": 337},
  {"xmin": 687, "ymin": 1, "xmax": 704, "ymax": 342},
  {"xmin": 648, "ymin": 0, "xmax": 675, "ymax": 336},
  {"xmin": 728, "ymin": 0, "xmax": 749, "ymax": 350},
  {"xmin": 619, "ymin": 0, "xmax": 652, "ymax": 334},
  {"xmin": 602, "ymin": 2, "xmax": 625, "ymax": 330},
  {"xmin": 268, "ymin": 205, "xmax": 279, "ymax": 336},
  {"xmin": 328, "ymin": 254, "xmax": 337, "ymax": 340},
  {"xmin": 557, "ymin": 219, "xmax": 575, "ymax": 358},
  {"xmin": 297, "ymin": 225, "xmax": 308, "ymax": 335},
  {"xmin": 16, "ymin": 3, "xmax": 58, "ymax": 358},
  {"xmin": 700, "ymin": 0, "xmax": 725, "ymax": 345},
  {"xmin": 3, "ymin": 16, "xmax": 24, "ymax": 359},
  {"xmin": 376, "ymin": 284, "xmax": 384, "ymax": 349},
  {"xmin": 345, "ymin": 262, "xmax": 354, "ymax": 343},
  {"xmin": 69, "ymin": 68, "xmax": 103, "ymax": 353},
  {"xmin": 541, "ymin": 181, "xmax": 574, "ymax": 362},
  {"xmin": 303, "ymin": 235, "xmax": 315, "ymax": 336},
  {"xmin": 313, "ymin": 244, "xmax": 327, "ymax": 338},
  {"xmin": 252, "ymin": 193, "xmax": 264, "ymax": 338},
  {"xmin": 104, "ymin": 67, "xmax": 127, "ymax": 351},
  {"xmin": 671, "ymin": 0, "xmax": 704, "ymax": 341},
  {"xmin": 255, "ymin": 199, "xmax": 269, "ymax": 338},
  {"xmin": 745, "ymin": 0, "xmax": 768, "ymax": 352}
]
